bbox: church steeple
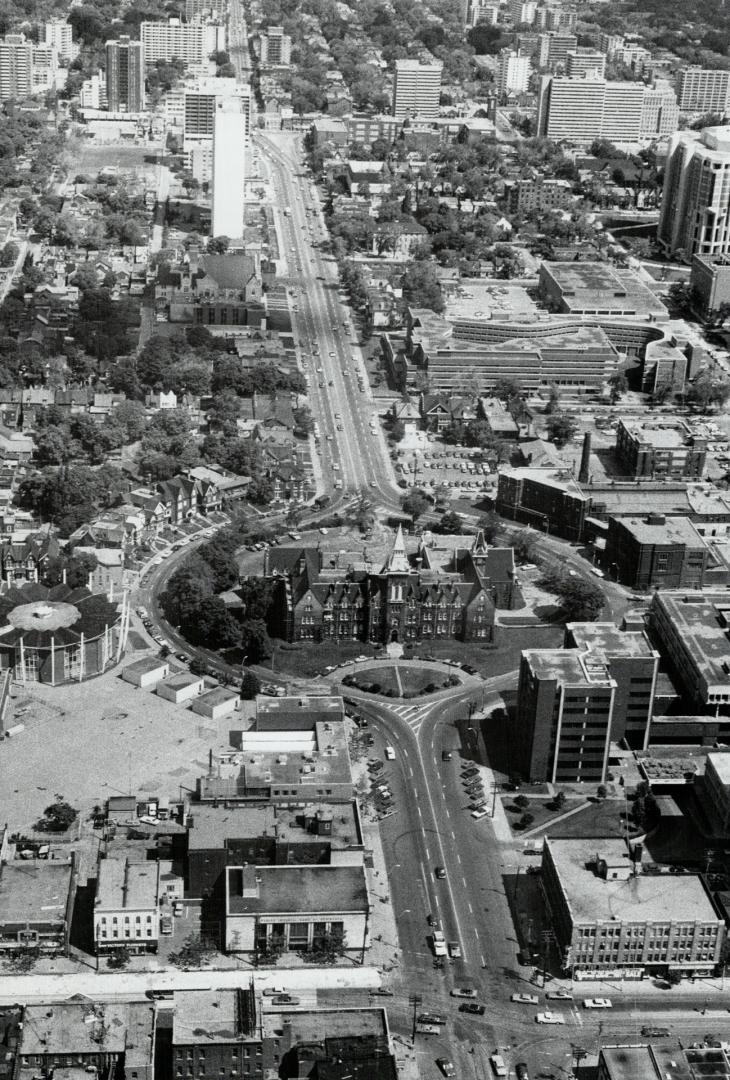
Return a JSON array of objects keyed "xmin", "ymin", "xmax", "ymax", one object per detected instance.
[
  {"xmin": 382, "ymin": 524, "xmax": 411, "ymax": 574},
  {"xmin": 471, "ymin": 529, "xmax": 489, "ymax": 557}
]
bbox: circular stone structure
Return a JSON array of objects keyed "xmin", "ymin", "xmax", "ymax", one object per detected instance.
[{"xmin": 0, "ymin": 584, "xmax": 128, "ymax": 685}]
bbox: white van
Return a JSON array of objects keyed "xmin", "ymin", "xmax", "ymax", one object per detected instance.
[
  {"xmin": 490, "ymin": 1057, "xmax": 507, "ymax": 1077},
  {"xmin": 385, "ymin": 745, "xmax": 395, "ymax": 760}
]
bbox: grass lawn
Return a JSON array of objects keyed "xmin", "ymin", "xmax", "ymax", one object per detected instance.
[
  {"xmin": 500, "ymin": 795, "xmax": 568, "ymax": 836},
  {"xmin": 266, "ymin": 625, "xmax": 562, "ymax": 680},
  {"xmin": 543, "ymin": 798, "xmax": 631, "ymax": 840},
  {"xmin": 345, "ymin": 665, "xmax": 460, "ymax": 697}
]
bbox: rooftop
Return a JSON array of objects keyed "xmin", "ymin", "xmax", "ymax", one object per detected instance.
[
  {"xmin": 95, "ymin": 858, "xmax": 158, "ymax": 912},
  {"xmin": 172, "ymin": 989, "xmax": 255, "ymax": 1046},
  {"xmin": 160, "ymin": 672, "xmax": 203, "ymax": 691},
  {"xmin": 123, "ymin": 656, "xmax": 169, "ymax": 676},
  {"xmin": 567, "ymin": 622, "xmax": 658, "ymax": 660},
  {"xmin": 188, "ymin": 802, "xmax": 361, "ymax": 850},
  {"xmin": 546, "ymin": 838, "xmax": 720, "ymax": 925},
  {"xmin": 652, "ymin": 590, "xmax": 730, "ymax": 695},
  {"xmin": 20, "ymin": 1003, "xmax": 129, "ymax": 1056},
  {"xmin": 523, "ymin": 648, "xmax": 615, "ymax": 687},
  {"xmin": 197, "ymin": 686, "xmax": 238, "ymax": 707},
  {"xmin": 0, "ymin": 858, "xmax": 73, "ymax": 927},
  {"xmin": 445, "ymin": 282, "xmax": 538, "ymax": 322},
  {"xmin": 600, "ymin": 1046, "xmax": 692, "ymax": 1080},
  {"xmin": 226, "ymin": 864, "xmax": 369, "ymax": 916},
  {"xmin": 615, "ymin": 515, "xmax": 706, "ymax": 547},
  {"xmin": 618, "ymin": 418, "xmax": 698, "ymax": 448},
  {"xmin": 540, "ymin": 262, "xmax": 667, "ymax": 318},
  {"xmin": 255, "ymin": 694, "xmax": 345, "ymax": 727},
  {"xmin": 260, "ymin": 1007, "xmax": 388, "ymax": 1042}
]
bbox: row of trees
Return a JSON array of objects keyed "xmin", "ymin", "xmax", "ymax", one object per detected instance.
[{"xmin": 160, "ymin": 531, "xmax": 273, "ymax": 658}]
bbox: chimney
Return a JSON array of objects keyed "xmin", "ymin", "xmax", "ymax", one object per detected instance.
[{"xmin": 578, "ymin": 432, "xmax": 591, "ymax": 485}]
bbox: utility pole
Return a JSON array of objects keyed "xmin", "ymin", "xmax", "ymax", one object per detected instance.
[
  {"xmin": 409, "ymin": 993, "xmax": 422, "ymax": 1046},
  {"xmin": 491, "ymin": 781, "xmax": 499, "ymax": 818},
  {"xmin": 539, "ymin": 929, "xmax": 556, "ymax": 988}
]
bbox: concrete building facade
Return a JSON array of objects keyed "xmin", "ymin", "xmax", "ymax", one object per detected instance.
[
  {"xmin": 392, "ymin": 59, "xmax": 443, "ymax": 120},
  {"xmin": 677, "ymin": 67, "xmax": 730, "ymax": 113},
  {"xmin": 659, "ymin": 127, "xmax": 730, "ymax": 259},
  {"xmin": 211, "ymin": 95, "xmax": 246, "ymax": 239},
  {"xmin": 105, "ymin": 36, "xmax": 145, "ymax": 112},
  {"xmin": 605, "ymin": 513, "xmax": 709, "ymax": 590}
]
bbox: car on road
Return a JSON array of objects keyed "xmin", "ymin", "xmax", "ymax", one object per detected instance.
[
  {"xmin": 490, "ymin": 1056, "xmax": 508, "ymax": 1077},
  {"xmin": 437, "ymin": 1060, "xmax": 455, "ymax": 1078},
  {"xmin": 418, "ymin": 1013, "xmax": 446, "ymax": 1025},
  {"xmin": 451, "ymin": 988, "xmax": 477, "ymax": 999},
  {"xmin": 471, "ymin": 808, "xmax": 489, "ymax": 820},
  {"xmin": 536, "ymin": 1012, "xmax": 565, "ymax": 1025},
  {"xmin": 641, "ymin": 1027, "xmax": 670, "ymax": 1038},
  {"xmin": 369, "ymin": 988, "xmax": 394, "ymax": 996},
  {"xmin": 385, "ymin": 745, "xmax": 395, "ymax": 760},
  {"xmin": 435, "ymin": 866, "xmax": 447, "ymax": 880},
  {"xmin": 441, "ymin": 750, "xmax": 452, "ymax": 761},
  {"xmin": 583, "ymin": 998, "xmax": 612, "ymax": 1009},
  {"xmin": 546, "ymin": 989, "xmax": 573, "ymax": 1001},
  {"xmin": 459, "ymin": 1002, "xmax": 485, "ymax": 1015},
  {"xmin": 511, "ymin": 994, "xmax": 539, "ymax": 1005},
  {"xmin": 448, "ymin": 941, "xmax": 461, "ymax": 958},
  {"xmin": 271, "ymin": 994, "xmax": 300, "ymax": 1005}
]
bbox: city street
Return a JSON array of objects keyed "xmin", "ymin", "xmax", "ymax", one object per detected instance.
[{"xmin": 255, "ymin": 130, "xmax": 402, "ymax": 511}]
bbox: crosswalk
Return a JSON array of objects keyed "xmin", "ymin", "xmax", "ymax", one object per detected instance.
[{"xmin": 386, "ymin": 703, "xmax": 433, "ymax": 734}]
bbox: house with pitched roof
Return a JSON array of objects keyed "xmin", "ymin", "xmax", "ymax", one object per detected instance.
[{"xmin": 264, "ymin": 527, "xmax": 517, "ymax": 645}]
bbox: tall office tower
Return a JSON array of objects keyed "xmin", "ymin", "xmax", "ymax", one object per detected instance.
[
  {"xmin": 537, "ymin": 31, "xmax": 578, "ymax": 71},
  {"xmin": 211, "ymin": 96, "xmax": 245, "ymax": 239},
  {"xmin": 537, "ymin": 73, "xmax": 646, "ymax": 145},
  {"xmin": 0, "ymin": 34, "xmax": 32, "ymax": 101},
  {"xmin": 677, "ymin": 67, "xmax": 730, "ymax": 114},
  {"xmin": 565, "ymin": 48, "xmax": 605, "ymax": 78},
  {"xmin": 659, "ymin": 127, "xmax": 730, "ymax": 260},
  {"xmin": 498, "ymin": 49, "xmax": 531, "ymax": 95},
  {"xmin": 43, "ymin": 19, "xmax": 74, "ymax": 61},
  {"xmin": 259, "ymin": 26, "xmax": 291, "ymax": 67},
  {"xmin": 392, "ymin": 59, "xmax": 443, "ymax": 120},
  {"xmin": 105, "ymin": 36, "xmax": 145, "ymax": 112},
  {"xmin": 141, "ymin": 19, "xmax": 226, "ymax": 72},
  {"xmin": 639, "ymin": 81, "xmax": 679, "ymax": 140}
]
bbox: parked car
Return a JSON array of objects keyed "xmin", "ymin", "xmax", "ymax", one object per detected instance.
[
  {"xmin": 546, "ymin": 990, "xmax": 573, "ymax": 1001},
  {"xmin": 516, "ymin": 1064, "xmax": 529, "ymax": 1080},
  {"xmin": 536, "ymin": 1012, "xmax": 565, "ymax": 1025},
  {"xmin": 642, "ymin": 1027, "xmax": 670, "ymax": 1037},
  {"xmin": 418, "ymin": 1013, "xmax": 446, "ymax": 1025},
  {"xmin": 490, "ymin": 1056, "xmax": 507, "ymax": 1077},
  {"xmin": 511, "ymin": 994, "xmax": 539, "ymax": 1005},
  {"xmin": 459, "ymin": 1003, "xmax": 485, "ymax": 1015},
  {"xmin": 437, "ymin": 1060, "xmax": 455, "ymax": 1078},
  {"xmin": 451, "ymin": 988, "xmax": 478, "ymax": 999}
]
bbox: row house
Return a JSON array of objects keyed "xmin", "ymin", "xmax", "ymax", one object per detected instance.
[{"xmin": 420, "ymin": 393, "xmax": 479, "ymax": 433}]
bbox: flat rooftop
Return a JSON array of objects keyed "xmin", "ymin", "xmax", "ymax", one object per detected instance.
[
  {"xmin": 124, "ymin": 656, "xmax": 168, "ymax": 675},
  {"xmin": 226, "ymin": 864, "xmax": 369, "ymax": 916},
  {"xmin": 600, "ymin": 1047, "xmax": 692, "ymax": 1080},
  {"xmin": 653, "ymin": 591, "xmax": 730, "ymax": 693},
  {"xmin": 260, "ymin": 1007, "xmax": 388, "ymax": 1042},
  {"xmin": 546, "ymin": 838, "xmax": 720, "ymax": 925},
  {"xmin": 567, "ymin": 622, "xmax": 658, "ymax": 659},
  {"xmin": 173, "ymin": 989, "xmax": 255, "ymax": 1045},
  {"xmin": 256, "ymin": 695, "xmax": 345, "ymax": 726},
  {"xmin": 96, "ymin": 858, "xmax": 158, "ymax": 911},
  {"xmin": 616, "ymin": 515, "xmax": 706, "ymax": 546},
  {"xmin": 21, "ymin": 1003, "xmax": 129, "ymax": 1055},
  {"xmin": 198, "ymin": 686, "xmax": 238, "ymax": 706},
  {"xmin": 445, "ymin": 281, "xmax": 538, "ymax": 322},
  {"xmin": 522, "ymin": 648, "xmax": 615, "ymax": 687},
  {"xmin": 0, "ymin": 859, "xmax": 73, "ymax": 926},
  {"xmin": 160, "ymin": 672, "xmax": 202, "ymax": 691},
  {"xmin": 619, "ymin": 419, "xmax": 696, "ymax": 448},
  {"xmin": 188, "ymin": 801, "xmax": 361, "ymax": 849}
]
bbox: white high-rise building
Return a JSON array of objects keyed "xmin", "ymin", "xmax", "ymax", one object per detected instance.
[
  {"xmin": 211, "ymin": 96, "xmax": 245, "ymax": 239},
  {"xmin": 182, "ymin": 77, "xmax": 250, "ymax": 183},
  {"xmin": 498, "ymin": 49, "xmax": 531, "ymax": 95},
  {"xmin": 537, "ymin": 72, "xmax": 658, "ymax": 146},
  {"xmin": 140, "ymin": 18, "xmax": 225, "ymax": 72},
  {"xmin": 0, "ymin": 34, "xmax": 32, "ymax": 101},
  {"xmin": 677, "ymin": 67, "xmax": 730, "ymax": 114},
  {"xmin": 565, "ymin": 48, "xmax": 606, "ymax": 79},
  {"xmin": 392, "ymin": 59, "xmax": 443, "ymax": 120},
  {"xmin": 43, "ymin": 19, "xmax": 75, "ymax": 61},
  {"xmin": 659, "ymin": 127, "xmax": 730, "ymax": 260}
]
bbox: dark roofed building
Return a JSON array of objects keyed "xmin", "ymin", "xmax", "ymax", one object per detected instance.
[{"xmin": 264, "ymin": 528, "xmax": 517, "ymax": 645}]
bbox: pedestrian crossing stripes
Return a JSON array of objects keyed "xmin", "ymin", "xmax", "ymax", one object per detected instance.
[{"xmin": 387, "ymin": 703, "xmax": 431, "ymax": 733}]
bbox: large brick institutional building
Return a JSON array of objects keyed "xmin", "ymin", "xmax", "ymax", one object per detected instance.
[{"xmin": 264, "ymin": 527, "xmax": 518, "ymax": 645}]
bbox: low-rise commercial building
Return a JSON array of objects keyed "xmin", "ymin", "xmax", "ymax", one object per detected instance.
[
  {"xmin": 542, "ymin": 838, "xmax": 724, "ymax": 977},
  {"xmin": 19, "ymin": 1002, "xmax": 155, "ymax": 1080},
  {"xmin": 225, "ymin": 864, "xmax": 370, "ymax": 958},
  {"xmin": 649, "ymin": 590, "xmax": 730, "ymax": 708},
  {"xmin": 156, "ymin": 672, "xmax": 205, "ymax": 704},
  {"xmin": 122, "ymin": 656, "xmax": 170, "ymax": 688},
  {"xmin": 94, "ymin": 857, "xmax": 162, "ymax": 954},
  {"xmin": 0, "ymin": 855, "xmax": 76, "ymax": 954},
  {"xmin": 615, "ymin": 418, "xmax": 707, "ymax": 480},
  {"xmin": 538, "ymin": 263, "xmax": 669, "ymax": 319},
  {"xmin": 700, "ymin": 752, "xmax": 730, "ymax": 836},
  {"xmin": 605, "ymin": 514, "xmax": 710, "ymax": 590}
]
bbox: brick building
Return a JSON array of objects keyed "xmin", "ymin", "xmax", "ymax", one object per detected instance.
[
  {"xmin": 615, "ymin": 419, "xmax": 707, "ymax": 480},
  {"xmin": 605, "ymin": 513, "xmax": 710, "ymax": 590}
]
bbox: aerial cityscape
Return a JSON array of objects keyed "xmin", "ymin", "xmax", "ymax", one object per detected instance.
[{"xmin": 5, "ymin": 0, "xmax": 730, "ymax": 1077}]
